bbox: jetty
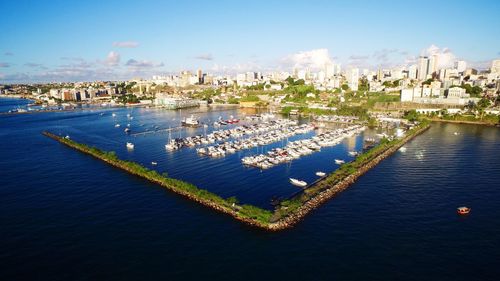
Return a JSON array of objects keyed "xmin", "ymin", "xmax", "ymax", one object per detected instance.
[{"xmin": 42, "ymin": 121, "xmax": 430, "ymax": 231}]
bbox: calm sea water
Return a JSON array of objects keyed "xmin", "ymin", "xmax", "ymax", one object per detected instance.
[{"xmin": 1, "ymin": 97, "xmax": 499, "ymax": 280}]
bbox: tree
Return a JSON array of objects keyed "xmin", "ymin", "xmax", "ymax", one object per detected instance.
[
  {"xmin": 404, "ymin": 109, "xmax": 419, "ymax": 121},
  {"xmin": 341, "ymin": 84, "xmax": 349, "ymax": 91}
]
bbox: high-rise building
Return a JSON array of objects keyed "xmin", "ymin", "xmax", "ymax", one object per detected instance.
[
  {"xmin": 428, "ymin": 54, "xmax": 438, "ymax": 75},
  {"xmin": 455, "ymin": 60, "xmax": 467, "ymax": 73},
  {"xmin": 491, "ymin": 59, "xmax": 500, "ymax": 74},
  {"xmin": 409, "ymin": 65, "xmax": 418, "ymax": 80},
  {"xmin": 325, "ymin": 63, "xmax": 334, "ymax": 78},
  {"xmin": 347, "ymin": 68, "xmax": 359, "ymax": 91},
  {"xmin": 418, "ymin": 56, "xmax": 429, "ymax": 80},
  {"xmin": 197, "ymin": 69, "xmax": 203, "ymax": 84}
]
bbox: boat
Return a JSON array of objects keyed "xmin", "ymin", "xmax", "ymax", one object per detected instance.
[
  {"xmin": 334, "ymin": 159, "xmax": 345, "ymax": 165},
  {"xmin": 290, "ymin": 178, "xmax": 307, "ymax": 187},
  {"xmin": 348, "ymin": 151, "xmax": 358, "ymax": 156},
  {"xmin": 399, "ymin": 146, "xmax": 407, "ymax": 152},
  {"xmin": 64, "ymin": 135, "xmax": 70, "ymax": 139},
  {"xmin": 124, "ymin": 128, "xmax": 131, "ymax": 133},
  {"xmin": 112, "ymin": 113, "xmax": 116, "ymax": 117},
  {"xmin": 181, "ymin": 115, "xmax": 200, "ymax": 127},
  {"xmin": 126, "ymin": 142, "xmax": 134, "ymax": 149},
  {"xmin": 457, "ymin": 206, "xmax": 471, "ymax": 215},
  {"xmin": 151, "ymin": 161, "xmax": 158, "ymax": 165},
  {"xmin": 115, "ymin": 124, "xmax": 120, "ymax": 128},
  {"xmin": 454, "ymin": 132, "xmax": 459, "ymax": 135},
  {"xmin": 316, "ymin": 171, "xmax": 326, "ymax": 177}
]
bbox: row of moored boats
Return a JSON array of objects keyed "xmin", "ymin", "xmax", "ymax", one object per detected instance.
[{"xmin": 241, "ymin": 125, "xmax": 365, "ymax": 169}]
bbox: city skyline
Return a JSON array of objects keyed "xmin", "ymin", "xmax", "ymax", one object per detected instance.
[{"xmin": 1, "ymin": 0, "xmax": 500, "ymax": 82}]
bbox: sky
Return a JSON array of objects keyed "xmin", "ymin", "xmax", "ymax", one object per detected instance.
[{"xmin": 0, "ymin": 0, "xmax": 499, "ymax": 83}]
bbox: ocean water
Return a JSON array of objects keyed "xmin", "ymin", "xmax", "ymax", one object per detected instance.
[{"xmin": 1, "ymin": 97, "xmax": 499, "ymax": 280}]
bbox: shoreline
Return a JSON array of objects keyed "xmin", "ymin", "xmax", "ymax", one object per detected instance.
[
  {"xmin": 427, "ymin": 118, "xmax": 499, "ymax": 127},
  {"xmin": 43, "ymin": 122, "xmax": 430, "ymax": 231}
]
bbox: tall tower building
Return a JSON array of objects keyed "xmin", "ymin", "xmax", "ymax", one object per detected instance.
[
  {"xmin": 409, "ymin": 65, "xmax": 418, "ymax": 80},
  {"xmin": 428, "ymin": 54, "xmax": 439, "ymax": 75},
  {"xmin": 418, "ymin": 56, "xmax": 429, "ymax": 80},
  {"xmin": 197, "ymin": 69, "xmax": 203, "ymax": 84}
]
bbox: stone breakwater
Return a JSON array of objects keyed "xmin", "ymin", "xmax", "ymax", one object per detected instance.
[
  {"xmin": 266, "ymin": 124, "xmax": 431, "ymax": 231},
  {"xmin": 43, "ymin": 123, "xmax": 430, "ymax": 231},
  {"xmin": 42, "ymin": 132, "xmax": 269, "ymax": 229}
]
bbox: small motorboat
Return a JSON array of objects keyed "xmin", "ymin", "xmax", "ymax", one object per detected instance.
[
  {"xmin": 399, "ymin": 146, "xmax": 407, "ymax": 152},
  {"xmin": 315, "ymin": 171, "xmax": 326, "ymax": 177},
  {"xmin": 454, "ymin": 132, "xmax": 459, "ymax": 136},
  {"xmin": 334, "ymin": 159, "xmax": 345, "ymax": 165},
  {"xmin": 457, "ymin": 206, "xmax": 471, "ymax": 215},
  {"xmin": 115, "ymin": 124, "xmax": 120, "ymax": 128},
  {"xmin": 124, "ymin": 128, "xmax": 131, "ymax": 133},
  {"xmin": 151, "ymin": 161, "xmax": 157, "ymax": 165},
  {"xmin": 126, "ymin": 142, "xmax": 134, "ymax": 150},
  {"xmin": 290, "ymin": 178, "xmax": 307, "ymax": 187},
  {"xmin": 112, "ymin": 113, "xmax": 116, "ymax": 117},
  {"xmin": 348, "ymin": 151, "xmax": 358, "ymax": 157}
]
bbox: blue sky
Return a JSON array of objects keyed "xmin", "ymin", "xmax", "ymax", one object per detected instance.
[{"xmin": 1, "ymin": 0, "xmax": 499, "ymax": 82}]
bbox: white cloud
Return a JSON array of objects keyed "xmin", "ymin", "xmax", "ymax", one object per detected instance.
[
  {"xmin": 105, "ymin": 51, "xmax": 121, "ymax": 66},
  {"xmin": 421, "ymin": 44, "xmax": 456, "ymax": 69},
  {"xmin": 281, "ymin": 48, "xmax": 333, "ymax": 70},
  {"xmin": 113, "ymin": 41, "xmax": 139, "ymax": 48},
  {"xmin": 125, "ymin": 59, "xmax": 164, "ymax": 68},
  {"xmin": 195, "ymin": 53, "xmax": 214, "ymax": 61}
]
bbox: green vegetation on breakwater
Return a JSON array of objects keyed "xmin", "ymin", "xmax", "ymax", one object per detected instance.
[{"xmin": 43, "ymin": 121, "xmax": 429, "ymax": 230}]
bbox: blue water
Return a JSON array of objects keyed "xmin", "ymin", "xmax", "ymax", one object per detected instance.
[{"xmin": 1, "ymin": 98, "xmax": 500, "ymax": 280}]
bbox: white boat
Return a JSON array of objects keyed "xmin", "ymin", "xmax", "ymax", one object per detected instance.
[
  {"xmin": 181, "ymin": 115, "xmax": 200, "ymax": 127},
  {"xmin": 115, "ymin": 124, "xmax": 120, "ymax": 128},
  {"xmin": 151, "ymin": 161, "xmax": 157, "ymax": 165},
  {"xmin": 316, "ymin": 171, "xmax": 326, "ymax": 177},
  {"xmin": 290, "ymin": 178, "xmax": 307, "ymax": 187},
  {"xmin": 126, "ymin": 142, "xmax": 134, "ymax": 149},
  {"xmin": 399, "ymin": 146, "xmax": 407, "ymax": 152},
  {"xmin": 454, "ymin": 132, "xmax": 459, "ymax": 135},
  {"xmin": 112, "ymin": 113, "xmax": 116, "ymax": 117},
  {"xmin": 124, "ymin": 128, "xmax": 130, "ymax": 133},
  {"xmin": 348, "ymin": 151, "xmax": 358, "ymax": 156},
  {"xmin": 65, "ymin": 135, "xmax": 70, "ymax": 139},
  {"xmin": 334, "ymin": 159, "xmax": 345, "ymax": 165}
]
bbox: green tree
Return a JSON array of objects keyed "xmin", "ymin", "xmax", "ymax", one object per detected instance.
[{"xmin": 341, "ymin": 84, "xmax": 349, "ymax": 91}]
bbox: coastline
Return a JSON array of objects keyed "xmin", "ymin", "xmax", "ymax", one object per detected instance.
[
  {"xmin": 43, "ymin": 122, "xmax": 430, "ymax": 231},
  {"xmin": 427, "ymin": 118, "xmax": 499, "ymax": 127}
]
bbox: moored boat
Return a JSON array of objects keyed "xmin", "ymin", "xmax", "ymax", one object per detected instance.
[
  {"xmin": 315, "ymin": 171, "xmax": 326, "ymax": 177},
  {"xmin": 290, "ymin": 178, "xmax": 307, "ymax": 187},
  {"xmin": 126, "ymin": 142, "xmax": 134, "ymax": 149},
  {"xmin": 334, "ymin": 159, "xmax": 345, "ymax": 165}
]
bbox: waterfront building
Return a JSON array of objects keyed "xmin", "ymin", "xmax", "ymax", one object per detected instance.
[{"xmin": 154, "ymin": 94, "xmax": 200, "ymax": 109}]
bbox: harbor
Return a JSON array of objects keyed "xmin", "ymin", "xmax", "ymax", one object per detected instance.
[{"xmin": 37, "ymin": 104, "xmax": 431, "ymax": 230}]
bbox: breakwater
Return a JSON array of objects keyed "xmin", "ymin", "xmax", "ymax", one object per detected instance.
[
  {"xmin": 43, "ymin": 122, "xmax": 430, "ymax": 231},
  {"xmin": 266, "ymin": 122, "xmax": 431, "ymax": 230}
]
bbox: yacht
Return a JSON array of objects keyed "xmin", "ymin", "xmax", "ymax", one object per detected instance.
[
  {"xmin": 151, "ymin": 162, "xmax": 158, "ymax": 165},
  {"xmin": 126, "ymin": 142, "xmax": 134, "ymax": 149},
  {"xmin": 112, "ymin": 113, "xmax": 116, "ymax": 117},
  {"xmin": 334, "ymin": 159, "xmax": 345, "ymax": 165},
  {"xmin": 182, "ymin": 115, "xmax": 200, "ymax": 127},
  {"xmin": 115, "ymin": 124, "xmax": 120, "ymax": 128},
  {"xmin": 124, "ymin": 128, "xmax": 131, "ymax": 133},
  {"xmin": 290, "ymin": 178, "xmax": 307, "ymax": 187},
  {"xmin": 315, "ymin": 171, "xmax": 326, "ymax": 177},
  {"xmin": 399, "ymin": 146, "xmax": 407, "ymax": 152}
]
